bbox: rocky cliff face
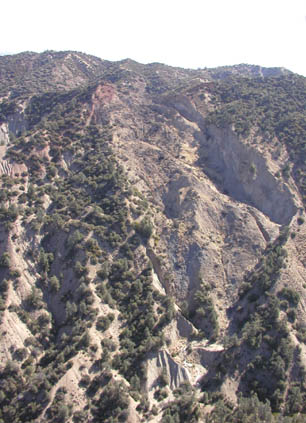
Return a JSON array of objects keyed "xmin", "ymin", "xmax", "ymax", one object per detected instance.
[{"xmin": 0, "ymin": 52, "xmax": 305, "ymax": 423}]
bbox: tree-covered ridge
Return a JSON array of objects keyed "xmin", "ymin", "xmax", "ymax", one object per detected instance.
[
  {"xmin": 0, "ymin": 51, "xmax": 111, "ymax": 97},
  {"xmin": 200, "ymin": 228, "xmax": 306, "ymax": 414},
  {"xmin": 0, "ymin": 82, "xmax": 170, "ymax": 422}
]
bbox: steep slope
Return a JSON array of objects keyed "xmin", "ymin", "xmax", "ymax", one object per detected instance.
[{"xmin": 0, "ymin": 52, "xmax": 305, "ymax": 423}]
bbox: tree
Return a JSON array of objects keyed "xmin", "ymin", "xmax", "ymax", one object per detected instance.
[{"xmin": 49, "ymin": 275, "xmax": 60, "ymax": 292}]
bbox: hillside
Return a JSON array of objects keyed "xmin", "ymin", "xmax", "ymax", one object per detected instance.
[{"xmin": 0, "ymin": 51, "xmax": 306, "ymax": 423}]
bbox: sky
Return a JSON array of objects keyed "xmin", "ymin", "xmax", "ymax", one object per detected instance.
[{"xmin": 1, "ymin": 0, "xmax": 305, "ymax": 76}]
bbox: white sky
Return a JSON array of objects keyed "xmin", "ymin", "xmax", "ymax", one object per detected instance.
[{"xmin": 1, "ymin": 0, "xmax": 305, "ymax": 76}]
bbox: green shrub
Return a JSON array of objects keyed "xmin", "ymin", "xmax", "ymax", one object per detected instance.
[
  {"xmin": 67, "ymin": 230, "xmax": 84, "ymax": 250},
  {"xmin": 26, "ymin": 287, "xmax": 43, "ymax": 310},
  {"xmin": 96, "ymin": 313, "xmax": 115, "ymax": 332},
  {"xmin": 134, "ymin": 217, "xmax": 153, "ymax": 240},
  {"xmin": 278, "ymin": 288, "xmax": 300, "ymax": 306},
  {"xmin": 49, "ymin": 275, "xmax": 61, "ymax": 292},
  {"xmin": 0, "ymin": 253, "xmax": 10, "ymax": 268}
]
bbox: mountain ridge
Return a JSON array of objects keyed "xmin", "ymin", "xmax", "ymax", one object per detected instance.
[
  {"xmin": 0, "ymin": 50, "xmax": 297, "ymax": 97},
  {"xmin": 0, "ymin": 51, "xmax": 305, "ymax": 423}
]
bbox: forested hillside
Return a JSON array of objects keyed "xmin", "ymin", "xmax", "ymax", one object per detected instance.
[{"xmin": 0, "ymin": 51, "xmax": 305, "ymax": 422}]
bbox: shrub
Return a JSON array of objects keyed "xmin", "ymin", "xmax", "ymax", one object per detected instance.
[
  {"xmin": 134, "ymin": 217, "xmax": 153, "ymax": 240},
  {"xmin": 278, "ymin": 288, "xmax": 300, "ymax": 306},
  {"xmin": 96, "ymin": 313, "xmax": 115, "ymax": 332},
  {"xmin": 91, "ymin": 381, "xmax": 129, "ymax": 423},
  {"xmin": 14, "ymin": 348, "xmax": 27, "ymax": 361},
  {"xmin": 49, "ymin": 275, "xmax": 60, "ymax": 292},
  {"xmin": 79, "ymin": 374, "xmax": 91, "ymax": 387},
  {"xmin": 287, "ymin": 309, "xmax": 296, "ymax": 322},
  {"xmin": 0, "ymin": 252, "xmax": 10, "ymax": 268},
  {"xmin": 26, "ymin": 287, "xmax": 43, "ymax": 310},
  {"xmin": 67, "ymin": 230, "xmax": 84, "ymax": 250}
]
